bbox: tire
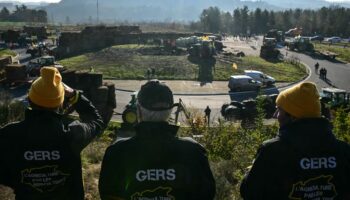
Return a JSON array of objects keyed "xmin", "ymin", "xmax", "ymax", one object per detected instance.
[{"xmin": 122, "ymin": 108, "xmax": 138, "ymax": 125}]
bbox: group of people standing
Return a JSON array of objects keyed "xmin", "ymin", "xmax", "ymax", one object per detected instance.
[
  {"xmin": 1, "ymin": 67, "xmax": 350, "ymax": 199},
  {"xmin": 315, "ymin": 62, "xmax": 328, "ymax": 79}
]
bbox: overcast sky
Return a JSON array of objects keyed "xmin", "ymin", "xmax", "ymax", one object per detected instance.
[{"xmin": 0, "ymin": 0, "xmax": 349, "ymax": 3}]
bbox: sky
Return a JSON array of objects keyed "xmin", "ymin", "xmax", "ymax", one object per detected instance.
[
  {"xmin": 0, "ymin": 0, "xmax": 61, "ymax": 2},
  {"xmin": 0, "ymin": 0, "xmax": 350, "ymax": 3}
]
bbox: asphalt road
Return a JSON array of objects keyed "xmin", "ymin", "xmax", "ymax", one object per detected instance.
[{"xmin": 283, "ymin": 48, "xmax": 350, "ymax": 92}]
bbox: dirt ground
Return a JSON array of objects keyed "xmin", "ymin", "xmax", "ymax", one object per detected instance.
[{"xmin": 222, "ymin": 36, "xmax": 262, "ymax": 56}]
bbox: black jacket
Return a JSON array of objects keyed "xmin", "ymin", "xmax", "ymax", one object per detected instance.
[
  {"xmin": 240, "ymin": 118, "xmax": 350, "ymax": 200},
  {"xmin": 99, "ymin": 122, "xmax": 216, "ymax": 200},
  {"xmin": 0, "ymin": 93, "xmax": 104, "ymax": 200}
]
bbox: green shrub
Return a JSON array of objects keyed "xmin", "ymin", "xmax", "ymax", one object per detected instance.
[
  {"xmin": 332, "ymin": 108, "xmax": 350, "ymax": 143},
  {"xmin": 0, "ymin": 91, "xmax": 25, "ymax": 127}
]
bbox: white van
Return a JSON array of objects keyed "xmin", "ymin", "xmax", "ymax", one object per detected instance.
[
  {"xmin": 244, "ymin": 70, "xmax": 275, "ymax": 86},
  {"xmin": 228, "ymin": 75, "xmax": 262, "ymax": 92}
]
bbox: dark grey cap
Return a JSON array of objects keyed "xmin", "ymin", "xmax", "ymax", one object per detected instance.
[{"xmin": 137, "ymin": 80, "xmax": 174, "ymax": 111}]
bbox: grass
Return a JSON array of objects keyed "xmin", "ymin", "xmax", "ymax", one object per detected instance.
[
  {"xmin": 313, "ymin": 42, "xmax": 350, "ymax": 63},
  {"xmin": 0, "ymin": 49, "xmax": 16, "ymax": 57},
  {"xmin": 59, "ymin": 44, "xmax": 307, "ymax": 82}
]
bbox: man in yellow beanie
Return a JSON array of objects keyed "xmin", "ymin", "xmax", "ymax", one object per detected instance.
[
  {"xmin": 0, "ymin": 67, "xmax": 105, "ymax": 200},
  {"xmin": 240, "ymin": 82, "xmax": 350, "ymax": 200}
]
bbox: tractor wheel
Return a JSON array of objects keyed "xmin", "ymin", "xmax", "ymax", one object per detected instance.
[{"xmin": 122, "ymin": 108, "xmax": 138, "ymax": 125}]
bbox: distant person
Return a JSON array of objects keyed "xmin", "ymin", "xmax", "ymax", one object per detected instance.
[
  {"xmin": 99, "ymin": 80, "xmax": 216, "ymax": 200},
  {"xmin": 320, "ymin": 68, "xmax": 325, "ymax": 79},
  {"xmin": 240, "ymin": 82, "xmax": 350, "ymax": 199},
  {"xmin": 315, "ymin": 62, "xmax": 319, "ymax": 73},
  {"xmin": 146, "ymin": 68, "xmax": 151, "ymax": 80},
  {"xmin": 205, "ymin": 105, "xmax": 211, "ymax": 126},
  {"xmin": 0, "ymin": 67, "xmax": 105, "ymax": 200}
]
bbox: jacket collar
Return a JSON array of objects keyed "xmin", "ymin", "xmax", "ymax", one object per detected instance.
[
  {"xmin": 25, "ymin": 108, "xmax": 62, "ymax": 120},
  {"xmin": 278, "ymin": 117, "xmax": 335, "ymax": 144},
  {"xmin": 134, "ymin": 121, "xmax": 179, "ymax": 139}
]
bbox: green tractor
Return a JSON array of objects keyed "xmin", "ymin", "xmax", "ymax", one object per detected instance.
[
  {"xmin": 188, "ymin": 40, "xmax": 216, "ymax": 58},
  {"xmin": 320, "ymin": 88, "xmax": 350, "ymax": 109},
  {"xmin": 260, "ymin": 38, "xmax": 280, "ymax": 59},
  {"xmin": 121, "ymin": 92, "xmax": 138, "ymax": 125},
  {"xmin": 287, "ymin": 36, "xmax": 314, "ymax": 52}
]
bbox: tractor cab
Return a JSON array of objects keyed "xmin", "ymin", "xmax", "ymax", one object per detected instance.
[{"xmin": 320, "ymin": 87, "xmax": 350, "ymax": 108}]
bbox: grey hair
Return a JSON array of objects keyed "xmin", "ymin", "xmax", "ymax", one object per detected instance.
[{"xmin": 137, "ymin": 103, "xmax": 172, "ymax": 122}]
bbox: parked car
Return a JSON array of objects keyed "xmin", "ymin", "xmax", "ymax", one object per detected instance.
[
  {"xmin": 325, "ymin": 37, "xmax": 342, "ymax": 43},
  {"xmin": 244, "ymin": 70, "xmax": 275, "ymax": 86},
  {"xmin": 228, "ymin": 75, "xmax": 262, "ymax": 92}
]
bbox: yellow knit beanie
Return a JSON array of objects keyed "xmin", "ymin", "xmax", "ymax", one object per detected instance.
[
  {"xmin": 276, "ymin": 82, "xmax": 321, "ymax": 118},
  {"xmin": 28, "ymin": 67, "xmax": 64, "ymax": 108}
]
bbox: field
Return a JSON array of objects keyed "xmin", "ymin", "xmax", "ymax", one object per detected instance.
[
  {"xmin": 313, "ymin": 42, "xmax": 350, "ymax": 63},
  {"xmin": 0, "ymin": 49, "xmax": 16, "ymax": 57},
  {"xmin": 59, "ymin": 44, "xmax": 307, "ymax": 82}
]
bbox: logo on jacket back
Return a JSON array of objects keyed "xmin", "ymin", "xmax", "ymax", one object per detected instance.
[
  {"xmin": 300, "ymin": 157, "xmax": 336, "ymax": 170},
  {"xmin": 136, "ymin": 169, "xmax": 176, "ymax": 182},
  {"xmin": 24, "ymin": 151, "xmax": 61, "ymax": 161}
]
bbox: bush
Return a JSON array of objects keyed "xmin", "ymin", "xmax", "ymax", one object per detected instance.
[{"xmin": 332, "ymin": 108, "xmax": 350, "ymax": 143}]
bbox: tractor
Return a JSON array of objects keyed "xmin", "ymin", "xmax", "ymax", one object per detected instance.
[
  {"xmin": 320, "ymin": 87, "xmax": 350, "ymax": 119},
  {"xmin": 287, "ymin": 36, "xmax": 314, "ymax": 52},
  {"xmin": 26, "ymin": 56, "xmax": 65, "ymax": 77},
  {"xmin": 260, "ymin": 38, "xmax": 280, "ymax": 59},
  {"xmin": 320, "ymin": 88, "xmax": 349, "ymax": 109}
]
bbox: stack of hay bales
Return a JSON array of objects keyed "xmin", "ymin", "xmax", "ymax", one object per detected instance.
[
  {"xmin": 23, "ymin": 26, "xmax": 48, "ymax": 40},
  {"xmin": 61, "ymin": 70, "xmax": 116, "ymax": 124},
  {"xmin": 5, "ymin": 64, "xmax": 27, "ymax": 83}
]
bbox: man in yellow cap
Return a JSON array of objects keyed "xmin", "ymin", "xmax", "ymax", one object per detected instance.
[
  {"xmin": 240, "ymin": 82, "xmax": 350, "ymax": 199},
  {"xmin": 0, "ymin": 67, "xmax": 104, "ymax": 200}
]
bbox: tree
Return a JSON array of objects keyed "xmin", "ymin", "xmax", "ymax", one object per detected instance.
[
  {"xmin": 232, "ymin": 8, "xmax": 242, "ymax": 35},
  {"xmin": 0, "ymin": 7, "xmax": 10, "ymax": 20},
  {"xmin": 200, "ymin": 7, "xmax": 221, "ymax": 33},
  {"xmin": 221, "ymin": 11, "xmax": 233, "ymax": 34},
  {"xmin": 240, "ymin": 6, "xmax": 249, "ymax": 35}
]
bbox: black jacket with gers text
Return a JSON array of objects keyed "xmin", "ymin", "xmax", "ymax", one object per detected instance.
[
  {"xmin": 0, "ymin": 93, "xmax": 104, "ymax": 200},
  {"xmin": 99, "ymin": 121, "xmax": 216, "ymax": 200},
  {"xmin": 240, "ymin": 118, "xmax": 350, "ymax": 200}
]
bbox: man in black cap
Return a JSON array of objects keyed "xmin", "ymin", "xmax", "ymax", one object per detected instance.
[{"xmin": 99, "ymin": 79, "xmax": 216, "ymax": 200}]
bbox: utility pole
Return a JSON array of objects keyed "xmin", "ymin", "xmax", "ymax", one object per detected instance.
[{"xmin": 96, "ymin": 0, "xmax": 99, "ymax": 24}]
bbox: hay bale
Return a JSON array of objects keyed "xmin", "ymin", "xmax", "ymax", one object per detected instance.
[
  {"xmin": 225, "ymin": 105, "xmax": 241, "ymax": 120},
  {"xmin": 0, "ymin": 56, "xmax": 12, "ymax": 68},
  {"xmin": 5, "ymin": 64, "xmax": 27, "ymax": 82},
  {"xmin": 104, "ymin": 82, "xmax": 116, "ymax": 108},
  {"xmin": 75, "ymin": 72, "xmax": 91, "ymax": 90},
  {"xmin": 90, "ymin": 86, "xmax": 108, "ymax": 105},
  {"xmin": 89, "ymin": 73, "xmax": 103, "ymax": 87},
  {"xmin": 61, "ymin": 69, "xmax": 77, "ymax": 86},
  {"xmin": 221, "ymin": 103, "xmax": 230, "ymax": 117}
]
